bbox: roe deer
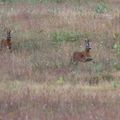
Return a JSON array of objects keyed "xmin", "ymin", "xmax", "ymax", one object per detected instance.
[
  {"xmin": 71, "ymin": 39, "xmax": 93, "ymax": 64},
  {"xmin": 1, "ymin": 28, "xmax": 12, "ymax": 51}
]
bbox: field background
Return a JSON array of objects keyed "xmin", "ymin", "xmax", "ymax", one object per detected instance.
[{"xmin": 0, "ymin": 0, "xmax": 120, "ymax": 119}]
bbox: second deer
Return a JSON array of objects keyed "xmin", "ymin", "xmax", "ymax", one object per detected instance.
[
  {"xmin": 1, "ymin": 28, "xmax": 12, "ymax": 51},
  {"xmin": 71, "ymin": 39, "xmax": 93, "ymax": 64}
]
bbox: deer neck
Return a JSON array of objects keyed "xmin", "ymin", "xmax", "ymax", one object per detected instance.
[
  {"xmin": 85, "ymin": 48, "xmax": 90, "ymax": 52},
  {"xmin": 7, "ymin": 33, "xmax": 11, "ymax": 41},
  {"xmin": 85, "ymin": 48, "xmax": 90, "ymax": 55}
]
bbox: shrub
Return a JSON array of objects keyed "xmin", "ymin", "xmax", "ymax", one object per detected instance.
[
  {"xmin": 113, "ymin": 43, "xmax": 120, "ymax": 54},
  {"xmin": 113, "ymin": 33, "xmax": 120, "ymax": 54},
  {"xmin": 51, "ymin": 31, "xmax": 80, "ymax": 43},
  {"xmin": 95, "ymin": 2, "xmax": 108, "ymax": 14},
  {"xmin": 56, "ymin": 76, "xmax": 64, "ymax": 85}
]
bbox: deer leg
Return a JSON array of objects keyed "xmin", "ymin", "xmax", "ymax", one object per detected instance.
[
  {"xmin": 85, "ymin": 57, "xmax": 93, "ymax": 62},
  {"xmin": 72, "ymin": 60, "xmax": 78, "ymax": 66},
  {"xmin": 69, "ymin": 58, "xmax": 73, "ymax": 65},
  {"xmin": 69, "ymin": 58, "xmax": 78, "ymax": 65},
  {"xmin": 9, "ymin": 47, "xmax": 12, "ymax": 53}
]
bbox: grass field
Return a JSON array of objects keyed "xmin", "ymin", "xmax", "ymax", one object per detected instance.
[{"xmin": 0, "ymin": 0, "xmax": 120, "ymax": 119}]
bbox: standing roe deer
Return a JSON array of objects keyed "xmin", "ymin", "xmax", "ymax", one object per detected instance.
[
  {"xmin": 70, "ymin": 39, "xmax": 93, "ymax": 64},
  {"xmin": 1, "ymin": 28, "xmax": 12, "ymax": 51}
]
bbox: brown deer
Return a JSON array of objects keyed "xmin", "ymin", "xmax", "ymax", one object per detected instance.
[
  {"xmin": 1, "ymin": 28, "xmax": 12, "ymax": 51},
  {"xmin": 70, "ymin": 39, "xmax": 93, "ymax": 64}
]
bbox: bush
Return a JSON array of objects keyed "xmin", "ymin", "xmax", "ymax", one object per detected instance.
[
  {"xmin": 95, "ymin": 2, "xmax": 108, "ymax": 14},
  {"xmin": 51, "ymin": 31, "xmax": 80, "ymax": 43},
  {"xmin": 113, "ymin": 43, "xmax": 120, "ymax": 54}
]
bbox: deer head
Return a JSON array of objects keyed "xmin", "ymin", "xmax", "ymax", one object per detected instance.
[
  {"xmin": 6, "ymin": 29, "xmax": 11, "ymax": 40},
  {"xmin": 85, "ymin": 39, "xmax": 91, "ymax": 52},
  {"xmin": 0, "ymin": 28, "xmax": 12, "ymax": 51}
]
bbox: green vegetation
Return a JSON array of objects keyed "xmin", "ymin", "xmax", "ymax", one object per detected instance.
[
  {"xmin": 51, "ymin": 31, "xmax": 80, "ymax": 43},
  {"xmin": 111, "ymin": 81, "xmax": 120, "ymax": 89},
  {"xmin": 95, "ymin": 2, "xmax": 108, "ymax": 13},
  {"xmin": 56, "ymin": 76, "xmax": 65, "ymax": 85},
  {"xmin": 113, "ymin": 43, "xmax": 120, "ymax": 54}
]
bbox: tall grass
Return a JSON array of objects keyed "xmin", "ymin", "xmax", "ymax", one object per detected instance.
[
  {"xmin": 0, "ymin": 0, "xmax": 119, "ymax": 82},
  {"xmin": 0, "ymin": 1, "xmax": 120, "ymax": 119}
]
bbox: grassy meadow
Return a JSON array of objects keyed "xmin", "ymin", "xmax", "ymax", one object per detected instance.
[{"xmin": 0, "ymin": 0, "xmax": 120, "ymax": 119}]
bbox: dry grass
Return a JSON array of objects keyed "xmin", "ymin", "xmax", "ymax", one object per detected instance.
[
  {"xmin": 0, "ymin": 82, "xmax": 120, "ymax": 120},
  {"xmin": 0, "ymin": 0, "xmax": 120, "ymax": 119}
]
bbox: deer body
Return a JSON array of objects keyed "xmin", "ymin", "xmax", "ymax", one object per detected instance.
[
  {"xmin": 1, "ymin": 29, "xmax": 12, "ymax": 50},
  {"xmin": 71, "ymin": 40, "xmax": 93, "ymax": 64}
]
